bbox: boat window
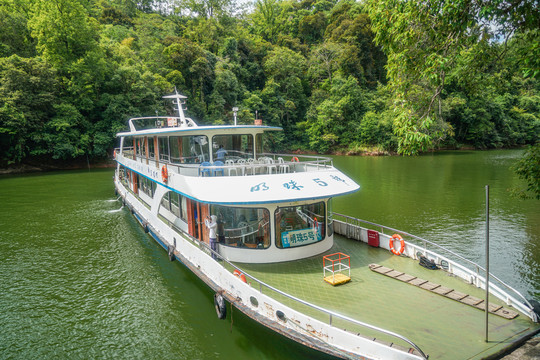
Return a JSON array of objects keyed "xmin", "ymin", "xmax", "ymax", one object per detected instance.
[
  {"xmin": 148, "ymin": 137, "xmax": 155, "ymax": 159},
  {"xmin": 209, "ymin": 205, "xmax": 270, "ymax": 249},
  {"xmin": 140, "ymin": 176, "xmax": 156, "ymax": 198},
  {"xmin": 158, "ymin": 137, "xmax": 169, "ymax": 162},
  {"xmin": 136, "ymin": 138, "xmax": 143, "ymax": 157},
  {"xmin": 119, "ymin": 166, "xmax": 128, "ymax": 187},
  {"xmin": 256, "ymin": 133, "xmax": 263, "ymax": 156},
  {"xmin": 169, "ymin": 135, "xmax": 209, "ymax": 163},
  {"xmin": 212, "ymin": 134, "xmax": 254, "ymax": 161},
  {"xmin": 160, "ymin": 191, "xmax": 185, "ymax": 219},
  {"xmin": 123, "ymin": 136, "xmax": 134, "ymax": 158},
  {"xmin": 180, "ymin": 195, "xmax": 187, "ymax": 221},
  {"xmin": 327, "ymin": 198, "xmax": 333, "ymax": 236},
  {"xmin": 275, "ymin": 202, "xmax": 326, "ymax": 249}
]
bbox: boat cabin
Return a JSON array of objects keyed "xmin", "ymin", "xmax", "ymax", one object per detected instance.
[{"xmin": 115, "ymin": 101, "xmax": 358, "ymax": 263}]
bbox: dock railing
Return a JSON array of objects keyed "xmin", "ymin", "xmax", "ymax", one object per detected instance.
[
  {"xmin": 331, "ymin": 212, "xmax": 538, "ymax": 323},
  {"xmin": 156, "ymin": 216, "xmax": 428, "ymax": 359}
]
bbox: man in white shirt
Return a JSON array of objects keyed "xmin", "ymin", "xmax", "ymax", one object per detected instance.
[{"xmin": 205, "ymin": 215, "xmax": 218, "ymax": 259}]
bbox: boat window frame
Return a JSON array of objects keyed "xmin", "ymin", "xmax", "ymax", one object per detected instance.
[
  {"xmin": 160, "ymin": 191, "xmax": 186, "ymax": 220},
  {"xmin": 158, "ymin": 136, "xmax": 169, "ymax": 162},
  {"xmin": 209, "ymin": 204, "xmax": 271, "ymax": 249},
  {"xmin": 168, "ymin": 134, "xmax": 210, "ymax": 164},
  {"xmin": 140, "ymin": 175, "xmax": 156, "ymax": 198},
  {"xmin": 274, "ymin": 201, "xmax": 326, "ymax": 249},
  {"xmin": 211, "ymin": 134, "xmax": 254, "ymax": 161},
  {"xmin": 148, "ymin": 136, "xmax": 155, "ymax": 159}
]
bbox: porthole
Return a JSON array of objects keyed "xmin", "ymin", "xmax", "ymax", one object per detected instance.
[
  {"xmin": 250, "ymin": 296, "xmax": 259, "ymax": 307},
  {"xmin": 276, "ymin": 310, "xmax": 286, "ymax": 322}
]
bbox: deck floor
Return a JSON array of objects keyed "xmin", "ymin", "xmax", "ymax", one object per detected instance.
[{"xmin": 234, "ymin": 235, "xmax": 540, "ymax": 360}]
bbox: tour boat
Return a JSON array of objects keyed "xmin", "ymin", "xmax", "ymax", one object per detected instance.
[{"xmin": 113, "ymin": 92, "xmax": 540, "ymax": 359}]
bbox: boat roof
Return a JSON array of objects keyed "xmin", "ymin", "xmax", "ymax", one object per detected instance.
[{"xmin": 116, "ymin": 124, "xmax": 282, "ymax": 138}]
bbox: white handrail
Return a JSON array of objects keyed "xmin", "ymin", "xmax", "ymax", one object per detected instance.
[{"xmin": 331, "ymin": 212, "xmax": 538, "ymax": 322}]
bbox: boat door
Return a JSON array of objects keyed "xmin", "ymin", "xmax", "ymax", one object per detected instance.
[
  {"xmin": 186, "ymin": 200, "xmax": 209, "ymax": 243},
  {"xmin": 187, "ymin": 199, "xmax": 199, "ymax": 239}
]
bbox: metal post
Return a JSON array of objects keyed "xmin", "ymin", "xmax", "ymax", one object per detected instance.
[
  {"xmin": 233, "ymin": 106, "xmax": 238, "ymax": 126},
  {"xmin": 485, "ymin": 185, "xmax": 490, "ymax": 342}
]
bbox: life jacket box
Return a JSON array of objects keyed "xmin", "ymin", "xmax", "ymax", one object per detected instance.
[{"xmin": 367, "ymin": 230, "xmax": 379, "ymax": 247}]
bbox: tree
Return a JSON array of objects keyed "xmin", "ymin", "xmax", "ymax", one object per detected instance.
[
  {"xmin": 28, "ymin": 0, "xmax": 97, "ymax": 67},
  {"xmin": 366, "ymin": 0, "xmax": 539, "ymax": 155},
  {"xmin": 262, "ymin": 47, "xmax": 308, "ymax": 132},
  {"xmin": 305, "ymin": 74, "xmax": 367, "ymax": 153},
  {"xmin": 307, "ymin": 42, "xmax": 342, "ymax": 84},
  {"xmin": 175, "ymin": 0, "xmax": 235, "ymax": 18},
  {"xmin": 0, "ymin": 1, "xmax": 35, "ymax": 57},
  {"xmin": 512, "ymin": 143, "xmax": 540, "ymax": 200},
  {"xmin": 251, "ymin": 0, "xmax": 291, "ymax": 42},
  {"xmin": 0, "ymin": 55, "xmax": 58, "ymax": 165}
]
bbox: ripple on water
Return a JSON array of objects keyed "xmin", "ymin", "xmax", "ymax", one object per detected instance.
[{"xmin": 0, "ymin": 189, "xmax": 208, "ymax": 359}]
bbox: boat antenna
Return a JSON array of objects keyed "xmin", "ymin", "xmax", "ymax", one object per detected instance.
[
  {"xmin": 174, "ymin": 87, "xmax": 185, "ymax": 123},
  {"xmin": 163, "ymin": 87, "xmax": 187, "ymax": 126}
]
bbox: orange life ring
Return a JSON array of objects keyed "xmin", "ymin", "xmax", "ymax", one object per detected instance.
[
  {"xmin": 291, "ymin": 156, "xmax": 299, "ymax": 162},
  {"xmin": 161, "ymin": 165, "xmax": 168, "ymax": 183},
  {"xmin": 113, "ymin": 149, "xmax": 116, "ymax": 159},
  {"xmin": 389, "ymin": 234, "xmax": 405, "ymax": 255},
  {"xmin": 233, "ymin": 269, "xmax": 247, "ymax": 283}
]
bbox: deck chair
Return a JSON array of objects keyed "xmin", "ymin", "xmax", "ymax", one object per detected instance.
[
  {"xmin": 225, "ymin": 160, "xmax": 238, "ymax": 176},
  {"xmin": 199, "ymin": 161, "xmax": 212, "ymax": 177},
  {"xmin": 212, "ymin": 161, "xmax": 225, "ymax": 176}
]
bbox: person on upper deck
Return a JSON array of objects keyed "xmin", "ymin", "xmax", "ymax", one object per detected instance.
[{"xmin": 216, "ymin": 145, "xmax": 227, "ymax": 160}]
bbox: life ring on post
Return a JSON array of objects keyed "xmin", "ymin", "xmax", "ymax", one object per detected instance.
[
  {"xmin": 233, "ymin": 269, "xmax": 247, "ymax": 283},
  {"xmin": 389, "ymin": 234, "xmax": 405, "ymax": 255},
  {"xmin": 291, "ymin": 156, "xmax": 299, "ymax": 162},
  {"xmin": 161, "ymin": 165, "xmax": 168, "ymax": 183}
]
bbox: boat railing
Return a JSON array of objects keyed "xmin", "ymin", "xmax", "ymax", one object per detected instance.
[
  {"xmin": 156, "ymin": 217, "xmax": 427, "ymax": 359},
  {"xmin": 114, "ymin": 148, "xmax": 335, "ymax": 177},
  {"xmin": 127, "ymin": 116, "xmax": 197, "ymax": 131},
  {"xmin": 331, "ymin": 212, "xmax": 538, "ymax": 322}
]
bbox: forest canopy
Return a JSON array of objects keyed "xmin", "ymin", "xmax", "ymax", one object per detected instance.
[{"xmin": 0, "ymin": 0, "xmax": 538, "ymax": 168}]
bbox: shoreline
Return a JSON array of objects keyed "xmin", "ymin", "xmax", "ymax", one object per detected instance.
[
  {"xmin": 0, "ymin": 147, "xmax": 527, "ymax": 176},
  {"xmin": 0, "ymin": 160, "xmax": 116, "ymax": 175}
]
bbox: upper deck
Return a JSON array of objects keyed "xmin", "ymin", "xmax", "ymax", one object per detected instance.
[{"xmin": 115, "ymin": 116, "xmax": 359, "ymax": 205}]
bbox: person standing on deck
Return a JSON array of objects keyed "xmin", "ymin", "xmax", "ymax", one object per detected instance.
[{"xmin": 205, "ymin": 215, "xmax": 218, "ymax": 259}]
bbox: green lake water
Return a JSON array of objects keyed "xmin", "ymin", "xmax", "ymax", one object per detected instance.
[{"xmin": 0, "ymin": 149, "xmax": 538, "ymax": 359}]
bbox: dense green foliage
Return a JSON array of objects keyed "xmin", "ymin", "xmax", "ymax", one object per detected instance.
[
  {"xmin": 367, "ymin": 0, "xmax": 540, "ymax": 155},
  {"xmin": 0, "ymin": 0, "xmax": 538, "ymax": 167},
  {"xmin": 512, "ymin": 142, "xmax": 540, "ymax": 199}
]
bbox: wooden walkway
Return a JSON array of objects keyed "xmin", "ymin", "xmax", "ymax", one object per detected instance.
[{"xmin": 369, "ymin": 263, "xmax": 519, "ymax": 320}]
